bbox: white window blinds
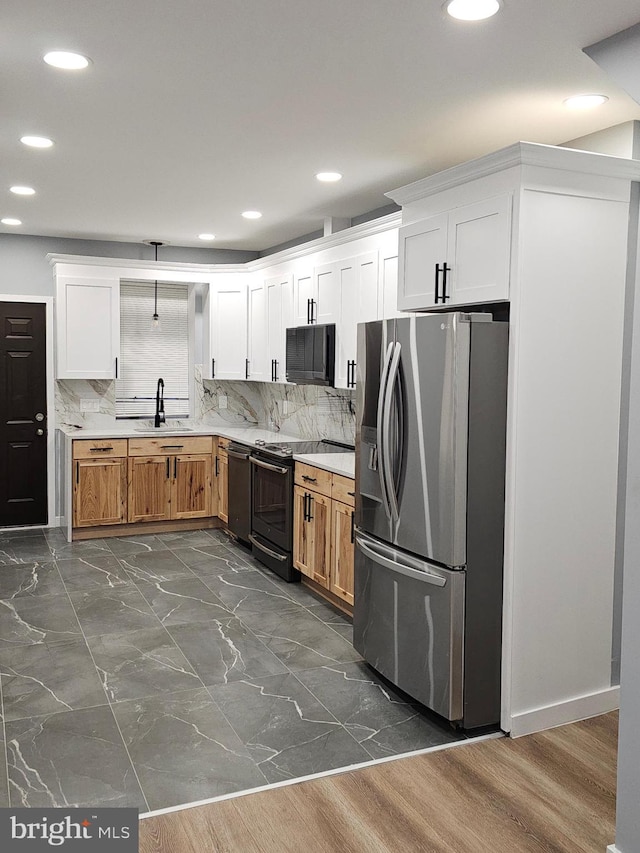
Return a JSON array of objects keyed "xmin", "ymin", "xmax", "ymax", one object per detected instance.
[{"xmin": 116, "ymin": 282, "xmax": 190, "ymax": 418}]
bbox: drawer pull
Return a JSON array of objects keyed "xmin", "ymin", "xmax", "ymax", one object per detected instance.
[
  {"xmin": 348, "ymin": 491, "xmax": 355, "ymax": 496},
  {"xmin": 90, "ymin": 446, "xmax": 113, "ymax": 452},
  {"xmin": 160, "ymin": 445, "xmax": 184, "ymax": 449},
  {"xmin": 302, "ymin": 475, "xmax": 317, "ymax": 483}
]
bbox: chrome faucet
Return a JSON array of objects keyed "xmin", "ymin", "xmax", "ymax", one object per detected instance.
[{"xmin": 154, "ymin": 378, "xmax": 165, "ymax": 428}]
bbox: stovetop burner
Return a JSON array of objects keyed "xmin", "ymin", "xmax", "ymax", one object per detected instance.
[{"xmin": 253, "ymin": 438, "xmax": 354, "ymax": 458}]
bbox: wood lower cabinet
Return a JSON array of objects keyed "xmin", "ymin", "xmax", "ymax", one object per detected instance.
[
  {"xmin": 128, "ymin": 455, "xmax": 172, "ymax": 522},
  {"xmin": 128, "ymin": 453, "xmax": 212, "ymax": 522},
  {"xmin": 330, "ymin": 500, "xmax": 355, "ymax": 605},
  {"xmin": 216, "ymin": 439, "xmax": 229, "ymax": 524},
  {"xmin": 173, "ymin": 454, "xmax": 212, "ymax": 519},
  {"xmin": 293, "ymin": 464, "xmax": 356, "ymax": 606},
  {"xmin": 72, "ymin": 433, "xmax": 219, "ymax": 535},
  {"xmin": 293, "ymin": 485, "xmax": 331, "ymax": 586},
  {"xmin": 74, "ymin": 457, "xmax": 127, "ymax": 527}
]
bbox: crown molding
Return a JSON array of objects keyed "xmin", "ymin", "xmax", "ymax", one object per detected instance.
[
  {"xmin": 47, "ymin": 211, "xmax": 401, "ymax": 277},
  {"xmin": 386, "ymin": 141, "xmax": 640, "ymax": 206}
]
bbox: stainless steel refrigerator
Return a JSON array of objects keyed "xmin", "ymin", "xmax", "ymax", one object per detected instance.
[{"xmin": 354, "ymin": 312, "xmax": 508, "ymax": 729}]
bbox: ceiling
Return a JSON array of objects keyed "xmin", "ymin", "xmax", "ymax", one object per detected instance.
[{"xmin": 2, "ymin": 1, "xmax": 640, "ymax": 252}]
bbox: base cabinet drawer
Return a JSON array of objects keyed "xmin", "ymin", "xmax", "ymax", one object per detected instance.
[
  {"xmin": 73, "ymin": 457, "xmax": 127, "ymax": 527},
  {"xmin": 73, "ymin": 439, "xmax": 128, "ymax": 459}
]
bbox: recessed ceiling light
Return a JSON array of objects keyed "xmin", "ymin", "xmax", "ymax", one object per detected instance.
[
  {"xmin": 316, "ymin": 172, "xmax": 342, "ymax": 183},
  {"xmin": 1, "ymin": 218, "xmax": 22, "ymax": 226},
  {"xmin": 43, "ymin": 51, "xmax": 90, "ymax": 70},
  {"xmin": 563, "ymin": 94, "xmax": 609, "ymax": 110},
  {"xmin": 242, "ymin": 211, "xmax": 262, "ymax": 220},
  {"xmin": 445, "ymin": 0, "xmax": 501, "ymax": 21},
  {"xmin": 198, "ymin": 233, "xmax": 216, "ymax": 241},
  {"xmin": 10, "ymin": 186, "xmax": 36, "ymax": 196},
  {"xmin": 20, "ymin": 135, "xmax": 54, "ymax": 149}
]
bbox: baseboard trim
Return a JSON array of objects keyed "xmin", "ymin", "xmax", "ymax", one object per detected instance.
[{"xmin": 509, "ymin": 686, "xmax": 620, "ymax": 738}]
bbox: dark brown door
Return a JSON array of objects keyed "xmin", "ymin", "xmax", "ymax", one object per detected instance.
[{"xmin": 0, "ymin": 302, "xmax": 48, "ymax": 526}]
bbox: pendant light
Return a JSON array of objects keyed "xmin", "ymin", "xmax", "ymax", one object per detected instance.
[{"xmin": 148, "ymin": 240, "xmax": 164, "ymax": 330}]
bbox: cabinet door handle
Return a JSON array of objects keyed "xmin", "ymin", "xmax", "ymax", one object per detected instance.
[
  {"xmin": 442, "ymin": 263, "xmax": 451, "ymax": 302},
  {"xmin": 173, "ymin": 457, "xmax": 177, "ymax": 479},
  {"xmin": 435, "ymin": 264, "xmax": 441, "ymax": 304},
  {"xmin": 215, "ymin": 455, "xmax": 219, "ymax": 477},
  {"xmin": 245, "ymin": 358, "xmax": 250, "ymax": 380},
  {"xmin": 212, "ymin": 358, "xmax": 215, "ymax": 379},
  {"xmin": 310, "ymin": 299, "xmax": 316, "ymax": 324},
  {"xmin": 350, "ymin": 510, "xmax": 355, "ymax": 544},
  {"xmin": 166, "ymin": 458, "xmax": 170, "ymax": 479},
  {"xmin": 76, "ymin": 461, "xmax": 80, "ymax": 484},
  {"xmin": 347, "ymin": 360, "xmax": 356, "ymax": 388},
  {"xmin": 307, "ymin": 298, "xmax": 311, "ymax": 324},
  {"xmin": 115, "ymin": 357, "xmax": 118, "ymax": 378},
  {"xmin": 348, "ymin": 491, "xmax": 355, "ymax": 497}
]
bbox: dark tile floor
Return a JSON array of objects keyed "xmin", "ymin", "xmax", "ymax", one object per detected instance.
[{"xmin": 0, "ymin": 526, "xmax": 465, "ymax": 813}]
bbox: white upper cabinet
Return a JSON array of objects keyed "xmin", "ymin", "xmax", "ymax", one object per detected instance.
[
  {"xmin": 265, "ymin": 273, "xmax": 292, "ymax": 383},
  {"xmin": 247, "ymin": 278, "xmax": 267, "ymax": 381},
  {"xmin": 55, "ymin": 275, "xmax": 120, "ymax": 379},
  {"xmin": 292, "ymin": 267, "xmax": 315, "ymax": 325},
  {"xmin": 397, "ymin": 194, "xmax": 511, "ymax": 311},
  {"xmin": 334, "ymin": 253, "xmax": 379, "ymax": 389},
  {"xmin": 205, "ymin": 275, "xmax": 248, "ymax": 381}
]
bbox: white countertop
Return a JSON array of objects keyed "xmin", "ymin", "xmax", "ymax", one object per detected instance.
[
  {"xmin": 58, "ymin": 423, "xmax": 355, "ymax": 476},
  {"xmin": 57, "ymin": 423, "xmax": 301, "ymax": 445},
  {"xmin": 294, "ymin": 452, "xmax": 355, "ymax": 478}
]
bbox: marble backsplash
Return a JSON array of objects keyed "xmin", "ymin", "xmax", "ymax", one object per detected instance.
[
  {"xmin": 55, "ymin": 366, "xmax": 356, "ymax": 444},
  {"xmin": 55, "ymin": 379, "xmax": 117, "ymax": 429}
]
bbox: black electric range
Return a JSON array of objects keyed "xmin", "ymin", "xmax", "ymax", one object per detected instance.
[
  {"xmin": 253, "ymin": 438, "xmax": 354, "ymax": 460},
  {"xmin": 249, "ymin": 439, "xmax": 354, "ymax": 581}
]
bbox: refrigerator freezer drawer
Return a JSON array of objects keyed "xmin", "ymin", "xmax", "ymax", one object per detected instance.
[{"xmin": 353, "ymin": 533, "xmax": 465, "ymax": 722}]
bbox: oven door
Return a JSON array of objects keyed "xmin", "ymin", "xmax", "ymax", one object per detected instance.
[{"xmin": 250, "ymin": 454, "xmax": 293, "ymax": 552}]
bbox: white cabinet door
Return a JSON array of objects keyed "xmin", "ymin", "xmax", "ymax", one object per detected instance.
[
  {"xmin": 207, "ymin": 277, "xmax": 248, "ymax": 381},
  {"xmin": 314, "ymin": 260, "xmax": 341, "ymax": 327},
  {"xmin": 448, "ymin": 195, "xmax": 511, "ymax": 305},
  {"xmin": 335, "ymin": 253, "xmax": 378, "ymax": 389},
  {"xmin": 397, "ymin": 196, "xmax": 512, "ymax": 311},
  {"xmin": 247, "ymin": 279, "xmax": 267, "ymax": 381},
  {"xmin": 380, "ymin": 252, "xmax": 401, "ymax": 318},
  {"xmin": 55, "ymin": 276, "xmax": 120, "ymax": 379},
  {"xmin": 397, "ymin": 213, "xmax": 448, "ymax": 312},
  {"xmin": 265, "ymin": 273, "xmax": 292, "ymax": 383},
  {"xmin": 292, "ymin": 268, "xmax": 315, "ymax": 325}
]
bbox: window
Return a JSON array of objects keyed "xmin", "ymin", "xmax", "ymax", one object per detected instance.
[{"xmin": 116, "ymin": 281, "xmax": 190, "ymax": 418}]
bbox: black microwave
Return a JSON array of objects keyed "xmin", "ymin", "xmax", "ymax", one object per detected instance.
[{"xmin": 285, "ymin": 323, "xmax": 335, "ymax": 386}]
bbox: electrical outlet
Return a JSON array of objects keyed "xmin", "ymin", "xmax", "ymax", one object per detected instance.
[
  {"xmin": 218, "ymin": 395, "xmax": 228, "ymax": 409},
  {"xmin": 282, "ymin": 401, "xmax": 289, "ymax": 415},
  {"xmin": 80, "ymin": 399, "xmax": 100, "ymax": 412}
]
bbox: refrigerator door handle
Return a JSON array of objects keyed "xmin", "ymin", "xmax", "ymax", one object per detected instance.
[
  {"xmin": 382, "ymin": 341, "xmax": 402, "ymax": 522},
  {"xmin": 356, "ymin": 536, "xmax": 446, "ymax": 587},
  {"xmin": 376, "ymin": 341, "xmax": 395, "ymax": 519}
]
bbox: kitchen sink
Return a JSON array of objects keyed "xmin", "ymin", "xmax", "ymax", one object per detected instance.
[{"xmin": 133, "ymin": 426, "xmax": 195, "ymax": 433}]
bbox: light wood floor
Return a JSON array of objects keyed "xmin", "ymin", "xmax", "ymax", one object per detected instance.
[{"xmin": 140, "ymin": 712, "xmax": 617, "ymax": 853}]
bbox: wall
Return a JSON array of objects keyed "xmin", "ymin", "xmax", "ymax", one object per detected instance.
[
  {"xmin": 561, "ymin": 121, "xmax": 639, "ymax": 157},
  {"xmin": 0, "ymin": 233, "xmax": 257, "ymax": 297}
]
